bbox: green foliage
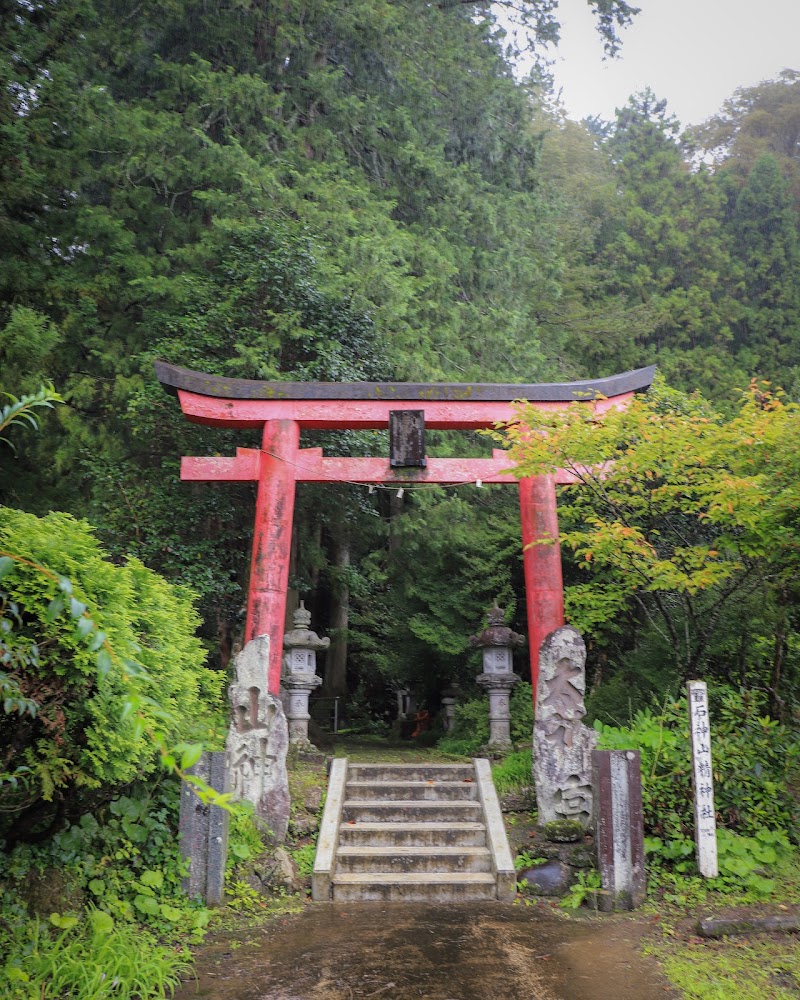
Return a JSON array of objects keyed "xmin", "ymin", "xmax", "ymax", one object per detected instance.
[
  {"xmin": 438, "ymin": 683, "xmax": 533, "ymax": 756},
  {"xmin": 596, "ymin": 688, "xmax": 800, "ymax": 842},
  {"xmin": 660, "ymin": 938, "xmax": 800, "ymax": 1000},
  {"xmin": 1, "ymin": 783, "xmax": 211, "ymax": 940},
  {"xmin": 347, "ymin": 484, "xmax": 528, "ymax": 703},
  {"xmin": 727, "ymin": 153, "xmax": 800, "ymax": 373},
  {"xmin": 226, "ymin": 804, "xmax": 264, "ymax": 869},
  {"xmin": 558, "ymin": 869, "xmax": 602, "ymax": 911},
  {"xmin": 0, "ymin": 781, "xmax": 209, "ymax": 998},
  {"xmin": 0, "ymin": 385, "xmax": 63, "ymax": 453},
  {"xmin": 502, "ymin": 380, "xmax": 800, "ymax": 717},
  {"xmin": 646, "ymin": 827, "xmax": 792, "ymax": 899},
  {"xmin": 513, "ymin": 850, "xmax": 541, "ymax": 873},
  {"xmin": 0, "ymin": 909, "xmax": 191, "ymax": 1000},
  {"xmin": 291, "ymin": 843, "xmax": 317, "ymax": 881},
  {"xmin": 0, "ymin": 508, "xmax": 221, "ymax": 845}
]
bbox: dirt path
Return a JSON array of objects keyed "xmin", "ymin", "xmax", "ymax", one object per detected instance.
[{"xmin": 176, "ymin": 902, "xmax": 679, "ymax": 1000}]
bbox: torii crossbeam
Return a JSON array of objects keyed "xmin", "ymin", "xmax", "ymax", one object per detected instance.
[{"xmin": 156, "ymin": 362, "xmax": 655, "ymax": 699}]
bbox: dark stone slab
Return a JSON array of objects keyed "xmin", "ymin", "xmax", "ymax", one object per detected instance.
[
  {"xmin": 179, "ymin": 751, "xmax": 230, "ymax": 905},
  {"xmin": 592, "ymin": 750, "xmax": 646, "ymax": 912},
  {"xmin": 206, "ymin": 751, "xmax": 230, "ymax": 906},
  {"xmin": 154, "ymin": 360, "xmax": 656, "ymax": 403},
  {"xmin": 389, "ymin": 410, "xmax": 426, "ymax": 467},
  {"xmin": 519, "ymin": 860, "xmax": 573, "ymax": 896},
  {"xmin": 699, "ymin": 915, "xmax": 800, "ymax": 938}
]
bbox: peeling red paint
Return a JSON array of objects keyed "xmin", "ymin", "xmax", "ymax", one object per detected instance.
[
  {"xmin": 520, "ymin": 475, "xmax": 565, "ymax": 704},
  {"xmin": 245, "ymin": 420, "xmax": 300, "ymax": 694}
]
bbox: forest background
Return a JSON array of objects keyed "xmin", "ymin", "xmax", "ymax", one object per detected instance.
[{"xmin": 2, "ymin": 0, "xmax": 800, "ymax": 840}]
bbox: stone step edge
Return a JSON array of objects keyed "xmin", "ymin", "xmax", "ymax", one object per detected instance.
[
  {"xmin": 336, "ymin": 845, "xmax": 491, "ymax": 856},
  {"xmin": 344, "ymin": 799, "xmax": 481, "ymax": 808},
  {"xmin": 348, "ymin": 763, "xmax": 474, "ymax": 771},
  {"xmin": 332, "ymin": 872, "xmax": 496, "ymax": 884},
  {"xmin": 346, "ymin": 779, "xmax": 476, "ymax": 786},
  {"xmin": 339, "ymin": 821, "xmax": 486, "ymax": 829}
]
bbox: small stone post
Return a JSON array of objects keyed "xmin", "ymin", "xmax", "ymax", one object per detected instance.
[
  {"xmin": 179, "ymin": 751, "xmax": 229, "ymax": 905},
  {"xmin": 441, "ymin": 684, "xmax": 458, "ymax": 732},
  {"xmin": 395, "ymin": 687, "xmax": 414, "ymax": 720},
  {"xmin": 592, "ymin": 749, "xmax": 646, "ymax": 911},
  {"xmin": 470, "ymin": 602, "xmax": 524, "ymax": 751},
  {"xmin": 281, "ymin": 602, "xmax": 329, "ymax": 751},
  {"xmin": 687, "ymin": 680, "xmax": 719, "ymax": 877},
  {"xmin": 533, "ymin": 625, "xmax": 596, "ymax": 827}
]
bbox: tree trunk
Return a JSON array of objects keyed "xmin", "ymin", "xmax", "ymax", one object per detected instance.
[
  {"xmin": 768, "ymin": 603, "xmax": 788, "ymax": 722},
  {"xmin": 322, "ymin": 531, "xmax": 350, "ymax": 699}
]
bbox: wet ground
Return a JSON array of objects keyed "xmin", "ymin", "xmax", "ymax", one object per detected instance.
[{"xmin": 175, "ymin": 902, "xmax": 679, "ymax": 1000}]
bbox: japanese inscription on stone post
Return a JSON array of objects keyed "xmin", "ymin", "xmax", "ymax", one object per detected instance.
[{"xmin": 687, "ymin": 680, "xmax": 718, "ymax": 878}]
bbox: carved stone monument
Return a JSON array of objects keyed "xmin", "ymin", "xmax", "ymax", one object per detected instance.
[
  {"xmin": 533, "ymin": 625, "xmax": 596, "ymax": 828},
  {"xmin": 281, "ymin": 602, "xmax": 329, "ymax": 750},
  {"xmin": 470, "ymin": 602, "xmax": 524, "ymax": 751},
  {"xmin": 226, "ymin": 634, "xmax": 290, "ymax": 841}
]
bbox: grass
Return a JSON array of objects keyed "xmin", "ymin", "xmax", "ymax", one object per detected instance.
[
  {"xmin": 2, "ymin": 910, "xmax": 192, "ymax": 1000},
  {"xmin": 644, "ymin": 848, "xmax": 800, "ymax": 998},
  {"xmin": 330, "ymin": 735, "xmax": 470, "ymax": 763},
  {"xmin": 659, "ymin": 938, "xmax": 800, "ymax": 999}
]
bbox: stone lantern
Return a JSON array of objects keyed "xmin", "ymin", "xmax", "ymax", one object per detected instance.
[
  {"xmin": 469, "ymin": 601, "xmax": 525, "ymax": 751},
  {"xmin": 282, "ymin": 602, "xmax": 330, "ymax": 750}
]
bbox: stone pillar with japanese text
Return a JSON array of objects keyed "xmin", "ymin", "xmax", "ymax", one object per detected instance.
[{"xmin": 687, "ymin": 680, "xmax": 718, "ymax": 878}]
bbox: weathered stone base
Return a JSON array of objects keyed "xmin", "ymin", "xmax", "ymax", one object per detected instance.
[{"xmin": 517, "ymin": 826, "xmax": 597, "ymax": 899}]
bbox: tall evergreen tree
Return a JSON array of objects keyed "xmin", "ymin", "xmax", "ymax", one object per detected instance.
[{"xmin": 727, "ymin": 153, "xmax": 800, "ymax": 375}]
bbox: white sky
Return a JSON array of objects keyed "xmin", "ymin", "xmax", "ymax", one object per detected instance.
[{"xmin": 533, "ymin": 0, "xmax": 800, "ymax": 128}]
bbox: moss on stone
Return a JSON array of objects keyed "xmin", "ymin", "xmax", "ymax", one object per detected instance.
[{"xmin": 541, "ymin": 819, "xmax": 584, "ymax": 843}]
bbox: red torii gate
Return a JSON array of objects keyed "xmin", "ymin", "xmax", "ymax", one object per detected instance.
[{"xmin": 155, "ymin": 362, "xmax": 655, "ymax": 699}]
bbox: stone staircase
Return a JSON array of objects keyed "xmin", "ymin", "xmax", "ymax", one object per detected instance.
[{"xmin": 312, "ymin": 759, "xmax": 515, "ymax": 903}]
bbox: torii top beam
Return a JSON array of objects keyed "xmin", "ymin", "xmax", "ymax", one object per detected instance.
[{"xmin": 154, "ymin": 361, "xmax": 656, "ymax": 431}]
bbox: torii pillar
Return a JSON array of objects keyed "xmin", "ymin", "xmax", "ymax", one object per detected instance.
[{"xmin": 155, "ymin": 363, "xmax": 654, "ymax": 700}]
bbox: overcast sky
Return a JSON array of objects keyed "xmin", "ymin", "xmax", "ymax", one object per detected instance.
[{"xmin": 532, "ymin": 0, "xmax": 800, "ymax": 128}]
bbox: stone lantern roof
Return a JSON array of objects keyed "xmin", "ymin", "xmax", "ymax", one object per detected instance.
[
  {"xmin": 282, "ymin": 602, "xmax": 331, "ymax": 652},
  {"xmin": 469, "ymin": 601, "xmax": 525, "ymax": 649}
]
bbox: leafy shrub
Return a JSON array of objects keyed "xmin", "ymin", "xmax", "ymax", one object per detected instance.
[
  {"xmin": 0, "ymin": 784, "xmax": 211, "ymax": 940},
  {"xmin": 227, "ymin": 803, "xmax": 264, "ymax": 868},
  {"xmin": 0, "ymin": 509, "xmax": 222, "ymax": 845},
  {"xmin": 645, "ymin": 827, "xmax": 793, "ymax": 899},
  {"xmin": 596, "ymin": 687, "xmax": 800, "ymax": 842},
  {"xmin": 438, "ymin": 682, "xmax": 534, "ymax": 755}
]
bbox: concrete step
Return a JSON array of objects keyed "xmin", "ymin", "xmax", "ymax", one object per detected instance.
[
  {"xmin": 344, "ymin": 780, "xmax": 478, "ymax": 802},
  {"xmin": 337, "ymin": 821, "xmax": 487, "ymax": 848},
  {"xmin": 331, "ymin": 871, "xmax": 498, "ymax": 903},
  {"xmin": 342, "ymin": 799, "xmax": 483, "ymax": 824},
  {"xmin": 347, "ymin": 764, "xmax": 475, "ymax": 783},
  {"xmin": 312, "ymin": 758, "xmax": 515, "ymax": 903},
  {"xmin": 335, "ymin": 845, "xmax": 492, "ymax": 874}
]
